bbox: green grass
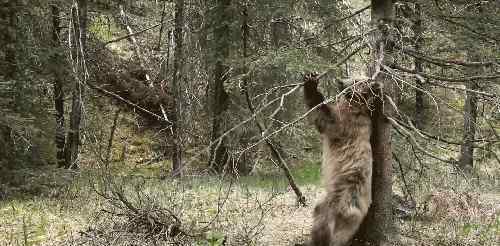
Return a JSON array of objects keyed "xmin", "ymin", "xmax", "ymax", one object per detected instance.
[
  {"xmin": 238, "ymin": 161, "xmax": 322, "ymax": 189},
  {"xmin": 89, "ymin": 15, "xmax": 121, "ymax": 42}
]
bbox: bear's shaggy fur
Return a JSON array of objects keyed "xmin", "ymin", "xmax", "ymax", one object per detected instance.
[{"xmin": 302, "ymin": 73, "xmax": 378, "ymax": 246}]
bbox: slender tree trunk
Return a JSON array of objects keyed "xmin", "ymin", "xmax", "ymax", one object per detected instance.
[
  {"xmin": 458, "ymin": 4, "xmax": 484, "ymax": 172},
  {"xmin": 51, "ymin": 4, "xmax": 67, "ymax": 168},
  {"xmin": 105, "ymin": 108, "xmax": 121, "ymax": 166},
  {"xmin": 267, "ymin": 6, "xmax": 291, "ymax": 160},
  {"xmin": 459, "ymin": 82, "xmax": 478, "ymax": 172},
  {"xmin": 208, "ymin": 0, "xmax": 231, "ymax": 172},
  {"xmin": 65, "ymin": 0, "xmax": 88, "ymax": 168},
  {"xmin": 155, "ymin": 0, "xmax": 167, "ymax": 50},
  {"xmin": 353, "ymin": 0, "xmax": 396, "ymax": 245},
  {"xmin": 413, "ymin": 3, "xmax": 425, "ymax": 130},
  {"xmin": 237, "ymin": 4, "xmax": 252, "ymax": 175},
  {"xmin": 171, "ymin": 0, "xmax": 184, "ymax": 177}
]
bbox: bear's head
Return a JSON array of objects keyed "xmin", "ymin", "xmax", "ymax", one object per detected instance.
[{"xmin": 337, "ymin": 79, "xmax": 382, "ymax": 117}]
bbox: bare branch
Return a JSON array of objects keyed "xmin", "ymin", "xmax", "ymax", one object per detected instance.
[
  {"xmin": 392, "ymin": 64, "xmax": 500, "ymax": 83},
  {"xmin": 104, "ymin": 22, "xmax": 163, "ymax": 46},
  {"xmin": 324, "ymin": 5, "xmax": 371, "ymax": 30},
  {"xmin": 400, "ymin": 47, "xmax": 500, "ymax": 68}
]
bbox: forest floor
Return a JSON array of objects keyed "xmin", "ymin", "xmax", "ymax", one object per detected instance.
[{"xmin": 0, "ymin": 164, "xmax": 498, "ymax": 246}]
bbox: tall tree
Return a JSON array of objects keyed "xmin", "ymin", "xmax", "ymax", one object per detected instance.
[
  {"xmin": 353, "ymin": 0, "xmax": 396, "ymax": 245},
  {"xmin": 208, "ymin": 0, "xmax": 231, "ymax": 172},
  {"xmin": 0, "ymin": 0, "xmax": 19, "ymax": 168},
  {"xmin": 65, "ymin": 0, "xmax": 88, "ymax": 168},
  {"xmin": 51, "ymin": 3, "xmax": 67, "ymax": 168},
  {"xmin": 459, "ymin": 79, "xmax": 479, "ymax": 172},
  {"xmin": 412, "ymin": 3, "xmax": 425, "ymax": 130},
  {"xmin": 458, "ymin": 4, "xmax": 487, "ymax": 172},
  {"xmin": 171, "ymin": 0, "xmax": 185, "ymax": 177}
]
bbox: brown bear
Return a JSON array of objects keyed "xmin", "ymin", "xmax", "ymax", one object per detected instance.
[{"xmin": 302, "ymin": 73, "xmax": 378, "ymax": 246}]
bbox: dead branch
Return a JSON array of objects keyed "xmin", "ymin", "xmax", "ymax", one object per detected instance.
[
  {"xmin": 179, "ymin": 44, "xmax": 366, "ymax": 172},
  {"xmin": 86, "ymin": 82, "xmax": 171, "ymax": 124},
  {"xmin": 426, "ymin": 80, "xmax": 496, "ymax": 98},
  {"xmin": 243, "ymin": 79, "xmax": 307, "ymax": 207},
  {"xmin": 388, "ymin": 116, "xmax": 457, "ymax": 165},
  {"xmin": 104, "ymin": 22, "xmax": 163, "ymax": 46},
  {"xmin": 438, "ymin": 16, "xmax": 499, "ymax": 43},
  {"xmin": 118, "ymin": 4, "xmax": 153, "ymax": 87}
]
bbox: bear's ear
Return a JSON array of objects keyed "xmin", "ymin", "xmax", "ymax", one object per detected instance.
[{"xmin": 369, "ymin": 81, "xmax": 383, "ymax": 91}]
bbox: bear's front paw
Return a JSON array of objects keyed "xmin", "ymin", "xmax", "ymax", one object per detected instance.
[{"xmin": 303, "ymin": 72, "xmax": 319, "ymax": 85}]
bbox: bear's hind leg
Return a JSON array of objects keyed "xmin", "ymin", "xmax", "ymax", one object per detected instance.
[{"xmin": 329, "ymin": 211, "xmax": 364, "ymax": 246}]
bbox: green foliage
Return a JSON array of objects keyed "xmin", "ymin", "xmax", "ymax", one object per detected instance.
[
  {"xmin": 204, "ymin": 231, "xmax": 226, "ymax": 246},
  {"xmin": 239, "ymin": 161, "xmax": 321, "ymax": 189},
  {"xmin": 89, "ymin": 15, "xmax": 119, "ymax": 42},
  {"xmin": 245, "ymin": 48, "xmax": 333, "ymax": 78}
]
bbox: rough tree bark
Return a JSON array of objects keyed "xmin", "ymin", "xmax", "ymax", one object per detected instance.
[
  {"xmin": 65, "ymin": 0, "xmax": 88, "ymax": 168},
  {"xmin": 353, "ymin": 0, "xmax": 396, "ymax": 245},
  {"xmin": 208, "ymin": 0, "xmax": 231, "ymax": 172},
  {"xmin": 171, "ymin": 0, "xmax": 184, "ymax": 177},
  {"xmin": 0, "ymin": 0, "xmax": 19, "ymax": 168},
  {"xmin": 51, "ymin": 4, "xmax": 67, "ymax": 168}
]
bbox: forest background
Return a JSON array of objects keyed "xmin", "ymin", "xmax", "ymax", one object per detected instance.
[{"xmin": 0, "ymin": 0, "xmax": 499, "ymax": 245}]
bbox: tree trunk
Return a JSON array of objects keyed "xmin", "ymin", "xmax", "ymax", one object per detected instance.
[
  {"xmin": 459, "ymin": 82, "xmax": 478, "ymax": 172},
  {"xmin": 237, "ymin": 4, "xmax": 252, "ymax": 175},
  {"xmin": 155, "ymin": 0, "xmax": 167, "ymax": 50},
  {"xmin": 208, "ymin": 0, "xmax": 231, "ymax": 173},
  {"xmin": 458, "ymin": 4, "xmax": 484, "ymax": 172},
  {"xmin": 267, "ymin": 5, "xmax": 291, "ymax": 160},
  {"xmin": 413, "ymin": 3, "xmax": 425, "ymax": 130},
  {"xmin": 171, "ymin": 0, "xmax": 184, "ymax": 177},
  {"xmin": 65, "ymin": 0, "xmax": 88, "ymax": 169},
  {"xmin": 353, "ymin": 0, "xmax": 396, "ymax": 245},
  {"xmin": 51, "ymin": 4, "xmax": 67, "ymax": 168},
  {"xmin": 105, "ymin": 108, "xmax": 121, "ymax": 166},
  {"xmin": 0, "ymin": 0, "xmax": 18, "ymax": 168}
]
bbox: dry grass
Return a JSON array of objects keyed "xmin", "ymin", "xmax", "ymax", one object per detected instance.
[{"xmin": 0, "ymin": 165, "xmax": 498, "ymax": 246}]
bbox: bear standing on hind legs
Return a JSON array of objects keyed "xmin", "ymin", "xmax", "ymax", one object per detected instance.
[{"xmin": 301, "ymin": 73, "xmax": 379, "ymax": 246}]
